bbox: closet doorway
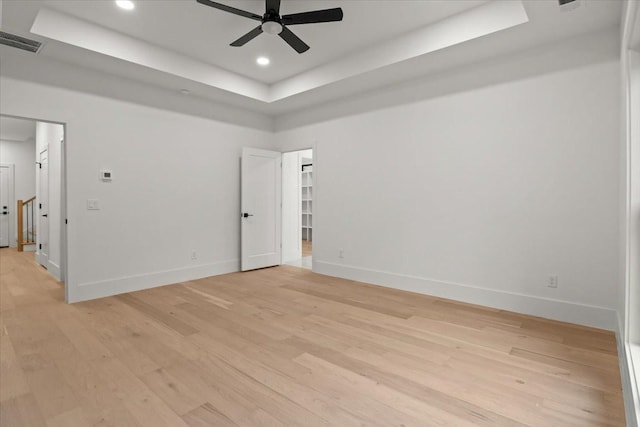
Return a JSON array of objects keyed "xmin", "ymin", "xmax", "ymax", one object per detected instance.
[{"xmin": 282, "ymin": 149, "xmax": 313, "ymax": 269}]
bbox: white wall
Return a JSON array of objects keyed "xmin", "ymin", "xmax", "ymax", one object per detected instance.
[
  {"xmin": 35, "ymin": 122, "xmax": 64, "ymax": 278},
  {"xmin": 0, "ymin": 77, "xmax": 273, "ymax": 302},
  {"xmin": 277, "ymin": 59, "xmax": 621, "ymax": 330},
  {"xmin": 0, "ymin": 137, "xmax": 36, "ymax": 246}
]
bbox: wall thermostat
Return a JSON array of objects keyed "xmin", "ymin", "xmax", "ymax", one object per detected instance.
[{"xmin": 100, "ymin": 170, "xmax": 113, "ymax": 181}]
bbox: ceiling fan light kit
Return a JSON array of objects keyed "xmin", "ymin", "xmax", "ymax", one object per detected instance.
[
  {"xmin": 196, "ymin": 0, "xmax": 343, "ymax": 54},
  {"xmin": 262, "ymin": 21, "xmax": 283, "ymax": 35}
]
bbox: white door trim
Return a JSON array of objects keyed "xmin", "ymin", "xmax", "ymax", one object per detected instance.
[
  {"xmin": 37, "ymin": 147, "xmax": 49, "ymax": 268},
  {"xmin": 281, "ymin": 151, "xmax": 302, "ymax": 263},
  {"xmin": 311, "ymin": 142, "xmax": 318, "ymax": 270},
  {"xmin": 0, "ymin": 163, "xmax": 16, "ymax": 248}
]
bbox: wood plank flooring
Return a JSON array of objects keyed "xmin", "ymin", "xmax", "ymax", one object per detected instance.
[
  {"xmin": 0, "ymin": 248, "xmax": 626, "ymax": 426},
  {"xmin": 302, "ymin": 240, "xmax": 312, "ymax": 257}
]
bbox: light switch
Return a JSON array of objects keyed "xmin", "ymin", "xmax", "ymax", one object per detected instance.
[{"xmin": 87, "ymin": 199, "xmax": 100, "ymax": 210}]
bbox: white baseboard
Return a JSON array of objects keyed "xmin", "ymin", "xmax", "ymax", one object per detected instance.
[
  {"xmin": 21, "ymin": 244, "xmax": 36, "ymax": 252},
  {"xmin": 628, "ymin": 345, "xmax": 640, "ymax": 427},
  {"xmin": 47, "ymin": 260, "xmax": 61, "ymax": 281},
  {"xmin": 314, "ymin": 261, "xmax": 618, "ymax": 331},
  {"xmin": 70, "ymin": 259, "xmax": 240, "ymax": 303},
  {"xmin": 617, "ymin": 314, "xmax": 640, "ymax": 427}
]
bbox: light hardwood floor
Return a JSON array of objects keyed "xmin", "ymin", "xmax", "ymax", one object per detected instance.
[
  {"xmin": 0, "ymin": 248, "xmax": 626, "ymax": 426},
  {"xmin": 302, "ymin": 240, "xmax": 312, "ymax": 257}
]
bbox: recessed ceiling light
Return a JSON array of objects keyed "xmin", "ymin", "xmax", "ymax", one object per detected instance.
[
  {"xmin": 256, "ymin": 57, "xmax": 270, "ymax": 66},
  {"xmin": 115, "ymin": 0, "xmax": 135, "ymax": 11}
]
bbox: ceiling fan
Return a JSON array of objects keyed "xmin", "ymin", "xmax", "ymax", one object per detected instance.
[{"xmin": 196, "ymin": 0, "xmax": 343, "ymax": 54}]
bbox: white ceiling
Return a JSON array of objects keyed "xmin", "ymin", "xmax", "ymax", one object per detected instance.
[
  {"xmin": 35, "ymin": 0, "xmax": 488, "ymax": 84},
  {"xmin": 0, "ymin": 0, "xmax": 623, "ymax": 118},
  {"xmin": 0, "ymin": 117, "xmax": 36, "ymax": 142}
]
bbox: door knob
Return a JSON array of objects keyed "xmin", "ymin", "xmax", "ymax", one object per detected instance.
[
  {"xmin": 42, "ymin": 214, "xmax": 48, "ymax": 218},
  {"xmin": 242, "ymin": 213, "xmax": 253, "ymax": 218},
  {"xmin": 1, "ymin": 211, "xmax": 7, "ymax": 215}
]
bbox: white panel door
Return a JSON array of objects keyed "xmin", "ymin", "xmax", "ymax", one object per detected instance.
[
  {"xmin": 0, "ymin": 166, "xmax": 10, "ymax": 247},
  {"xmin": 38, "ymin": 150, "xmax": 49, "ymax": 268},
  {"xmin": 241, "ymin": 147, "xmax": 281, "ymax": 271}
]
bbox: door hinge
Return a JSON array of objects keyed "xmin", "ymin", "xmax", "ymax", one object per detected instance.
[
  {"xmin": 39, "ymin": 203, "xmax": 42, "ymax": 209},
  {"xmin": 39, "ymin": 244, "xmax": 42, "ymax": 250},
  {"xmin": 65, "ymin": 219, "xmax": 68, "ymax": 225}
]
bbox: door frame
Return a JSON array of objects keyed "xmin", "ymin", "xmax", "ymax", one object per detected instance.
[
  {"xmin": 281, "ymin": 151, "xmax": 302, "ymax": 263},
  {"xmin": 280, "ymin": 144, "xmax": 316, "ymax": 269},
  {"xmin": 0, "ymin": 163, "xmax": 16, "ymax": 248},
  {"xmin": 1, "ymin": 114, "xmax": 69, "ymax": 301},
  {"xmin": 37, "ymin": 147, "xmax": 49, "ymax": 268}
]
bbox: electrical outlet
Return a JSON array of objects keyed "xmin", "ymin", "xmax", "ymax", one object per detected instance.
[
  {"xmin": 547, "ymin": 275, "xmax": 558, "ymax": 288},
  {"xmin": 191, "ymin": 251, "xmax": 198, "ymax": 260},
  {"xmin": 338, "ymin": 249, "xmax": 344, "ymax": 259}
]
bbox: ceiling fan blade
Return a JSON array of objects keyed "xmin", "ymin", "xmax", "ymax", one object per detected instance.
[
  {"xmin": 279, "ymin": 26, "xmax": 309, "ymax": 54},
  {"xmin": 230, "ymin": 25, "xmax": 263, "ymax": 47},
  {"xmin": 265, "ymin": 0, "xmax": 281, "ymax": 15},
  {"xmin": 281, "ymin": 8, "xmax": 343, "ymax": 26},
  {"xmin": 196, "ymin": 0, "xmax": 262, "ymax": 21}
]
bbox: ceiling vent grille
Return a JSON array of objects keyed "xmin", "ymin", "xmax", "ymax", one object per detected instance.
[{"xmin": 0, "ymin": 31, "xmax": 42, "ymax": 53}]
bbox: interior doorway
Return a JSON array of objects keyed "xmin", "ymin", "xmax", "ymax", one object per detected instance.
[
  {"xmin": 0, "ymin": 164, "xmax": 14, "ymax": 247},
  {"xmin": 0, "ymin": 115, "xmax": 66, "ymax": 285},
  {"xmin": 282, "ymin": 149, "xmax": 313, "ymax": 269}
]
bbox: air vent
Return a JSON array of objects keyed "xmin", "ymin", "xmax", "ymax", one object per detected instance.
[{"xmin": 0, "ymin": 31, "xmax": 42, "ymax": 53}]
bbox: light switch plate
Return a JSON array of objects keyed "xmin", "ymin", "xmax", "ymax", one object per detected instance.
[{"xmin": 87, "ymin": 199, "xmax": 100, "ymax": 210}]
